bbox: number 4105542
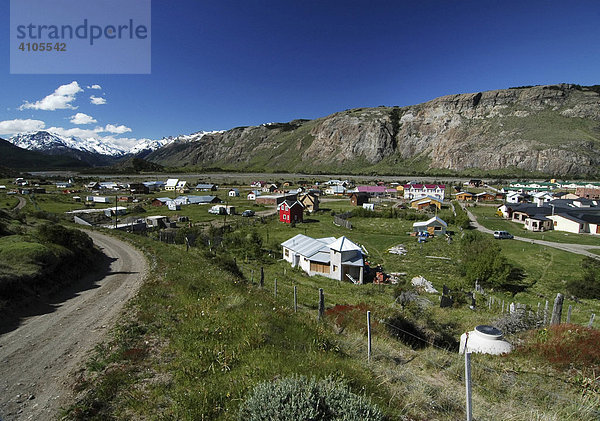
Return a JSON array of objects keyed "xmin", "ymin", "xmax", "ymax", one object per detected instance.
[{"xmin": 18, "ymin": 42, "xmax": 67, "ymax": 52}]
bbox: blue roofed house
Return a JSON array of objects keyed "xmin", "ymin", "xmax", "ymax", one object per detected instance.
[{"xmin": 281, "ymin": 234, "xmax": 365, "ymax": 284}]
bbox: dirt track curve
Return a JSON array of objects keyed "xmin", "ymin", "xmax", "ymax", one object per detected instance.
[{"xmin": 0, "ymin": 231, "xmax": 147, "ymax": 421}]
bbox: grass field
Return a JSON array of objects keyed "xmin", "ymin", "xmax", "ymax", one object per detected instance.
[{"xmin": 63, "ymin": 197, "xmax": 600, "ymax": 420}]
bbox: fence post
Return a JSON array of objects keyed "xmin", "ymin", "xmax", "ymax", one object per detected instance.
[
  {"xmin": 294, "ymin": 286, "xmax": 297, "ymax": 313},
  {"xmin": 318, "ymin": 288, "xmax": 324, "ymax": 321},
  {"xmin": 260, "ymin": 267, "xmax": 264, "ymax": 288},
  {"xmin": 465, "ymin": 352, "xmax": 473, "ymax": 421},
  {"xmin": 367, "ymin": 311, "xmax": 372, "ymax": 362},
  {"xmin": 543, "ymin": 300, "xmax": 549, "ymax": 325},
  {"xmin": 566, "ymin": 305, "xmax": 572, "ymax": 324},
  {"xmin": 589, "ymin": 313, "xmax": 596, "ymax": 328},
  {"xmin": 251, "ymin": 269, "xmax": 254, "ymax": 284},
  {"xmin": 274, "ymin": 278, "xmax": 278, "ymax": 298},
  {"xmin": 550, "ymin": 293, "xmax": 564, "ymax": 325}
]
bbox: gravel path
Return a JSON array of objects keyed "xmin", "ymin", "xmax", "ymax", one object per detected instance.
[{"xmin": 0, "ymin": 231, "xmax": 147, "ymax": 421}]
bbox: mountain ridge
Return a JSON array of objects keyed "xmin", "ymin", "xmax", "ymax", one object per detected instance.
[{"xmin": 147, "ymin": 83, "xmax": 600, "ymax": 177}]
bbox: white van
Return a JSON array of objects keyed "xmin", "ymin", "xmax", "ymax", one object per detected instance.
[{"xmin": 493, "ymin": 230, "xmax": 513, "ymax": 239}]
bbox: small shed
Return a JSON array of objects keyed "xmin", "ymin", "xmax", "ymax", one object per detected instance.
[
  {"xmin": 349, "ymin": 192, "xmax": 369, "ymax": 206},
  {"xmin": 412, "ymin": 216, "xmax": 447, "ymax": 235},
  {"xmin": 278, "ymin": 200, "xmax": 304, "ymax": 224}
]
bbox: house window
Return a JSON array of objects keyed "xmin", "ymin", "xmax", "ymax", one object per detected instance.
[
  {"xmin": 333, "ymin": 265, "xmax": 338, "ymax": 271},
  {"xmin": 284, "ymin": 249, "xmax": 289, "ymax": 257}
]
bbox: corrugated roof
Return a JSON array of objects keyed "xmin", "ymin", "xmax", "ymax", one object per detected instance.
[
  {"xmin": 281, "ymin": 234, "xmax": 333, "ymax": 258},
  {"xmin": 328, "ymin": 236, "xmax": 362, "ymax": 252}
]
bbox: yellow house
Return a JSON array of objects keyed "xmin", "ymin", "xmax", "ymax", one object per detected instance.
[{"xmin": 410, "ymin": 196, "xmax": 442, "ymax": 210}]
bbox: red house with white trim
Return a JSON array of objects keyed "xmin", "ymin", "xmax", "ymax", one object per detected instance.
[{"xmin": 278, "ymin": 200, "xmax": 304, "ymax": 224}]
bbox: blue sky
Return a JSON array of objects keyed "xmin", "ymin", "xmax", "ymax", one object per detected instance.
[{"xmin": 1, "ymin": 0, "xmax": 599, "ymax": 147}]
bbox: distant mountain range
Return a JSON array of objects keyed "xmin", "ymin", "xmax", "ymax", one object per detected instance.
[
  {"xmin": 6, "ymin": 130, "xmax": 224, "ymax": 168},
  {"xmin": 6, "ymin": 84, "xmax": 600, "ymax": 177},
  {"xmin": 0, "ymin": 138, "xmax": 89, "ymax": 170}
]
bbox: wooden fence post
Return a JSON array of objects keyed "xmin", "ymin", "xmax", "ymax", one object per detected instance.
[
  {"xmin": 465, "ymin": 352, "xmax": 473, "ymax": 421},
  {"xmin": 367, "ymin": 311, "xmax": 372, "ymax": 362},
  {"xmin": 566, "ymin": 305, "xmax": 572, "ymax": 324},
  {"xmin": 543, "ymin": 300, "xmax": 549, "ymax": 325},
  {"xmin": 293, "ymin": 286, "xmax": 297, "ymax": 313},
  {"xmin": 318, "ymin": 288, "xmax": 324, "ymax": 320},
  {"xmin": 589, "ymin": 313, "xmax": 596, "ymax": 328},
  {"xmin": 260, "ymin": 267, "xmax": 264, "ymax": 288},
  {"xmin": 550, "ymin": 293, "xmax": 564, "ymax": 325},
  {"xmin": 274, "ymin": 278, "xmax": 278, "ymax": 298}
]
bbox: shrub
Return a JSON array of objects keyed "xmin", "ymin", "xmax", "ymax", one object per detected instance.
[
  {"xmin": 36, "ymin": 223, "xmax": 94, "ymax": 252},
  {"xmin": 238, "ymin": 375, "xmax": 383, "ymax": 421},
  {"xmin": 567, "ymin": 257, "xmax": 600, "ymax": 299},
  {"xmin": 518, "ymin": 324, "xmax": 600, "ymax": 372}
]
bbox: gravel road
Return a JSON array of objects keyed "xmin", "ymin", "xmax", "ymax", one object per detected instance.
[{"xmin": 0, "ymin": 231, "xmax": 147, "ymax": 421}]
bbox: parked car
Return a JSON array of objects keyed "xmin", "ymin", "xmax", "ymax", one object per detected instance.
[
  {"xmin": 242, "ymin": 209, "xmax": 255, "ymax": 217},
  {"xmin": 493, "ymin": 230, "xmax": 513, "ymax": 239}
]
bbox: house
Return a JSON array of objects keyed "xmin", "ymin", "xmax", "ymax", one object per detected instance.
[
  {"xmin": 256, "ymin": 194, "xmax": 297, "ymax": 206},
  {"xmin": 174, "ymin": 195, "xmax": 221, "ymax": 205},
  {"xmin": 143, "ymin": 181, "xmax": 165, "ymax": 192},
  {"xmin": 152, "ymin": 197, "xmax": 171, "ymax": 207},
  {"xmin": 474, "ymin": 192, "xmax": 496, "ymax": 202},
  {"xmin": 548, "ymin": 213, "xmax": 600, "ymax": 235},
  {"xmin": 262, "ymin": 183, "xmax": 278, "ymax": 193},
  {"xmin": 196, "ymin": 183, "xmax": 218, "ymax": 191},
  {"xmin": 129, "ymin": 183, "xmax": 150, "ymax": 194},
  {"xmin": 349, "ymin": 192, "xmax": 369, "ymax": 206},
  {"xmin": 146, "ymin": 215, "xmax": 169, "ymax": 228},
  {"xmin": 86, "ymin": 196, "xmax": 111, "ymax": 204},
  {"xmin": 247, "ymin": 190, "xmax": 260, "ymax": 200},
  {"xmin": 325, "ymin": 185, "xmax": 346, "ymax": 195},
  {"xmin": 117, "ymin": 196, "xmax": 133, "ymax": 202},
  {"xmin": 403, "ymin": 184, "xmax": 445, "ymax": 201},
  {"xmin": 506, "ymin": 192, "xmax": 527, "ymax": 204},
  {"xmin": 455, "ymin": 192, "xmax": 474, "ymax": 201},
  {"xmin": 168, "ymin": 202, "xmax": 181, "ymax": 211},
  {"xmin": 524, "ymin": 215, "xmax": 553, "ymax": 232},
  {"xmin": 103, "ymin": 206, "xmax": 128, "ymax": 217},
  {"xmin": 298, "ymin": 193, "xmax": 319, "ymax": 213},
  {"xmin": 165, "ymin": 179, "xmax": 179, "ymax": 191},
  {"xmin": 468, "ymin": 179, "xmax": 483, "ymax": 188},
  {"xmin": 228, "ymin": 188, "xmax": 240, "ymax": 197},
  {"xmin": 99, "ymin": 182, "xmax": 120, "ymax": 190},
  {"xmin": 250, "ymin": 181, "xmax": 266, "ymax": 188},
  {"xmin": 175, "ymin": 180, "xmax": 188, "ymax": 193},
  {"xmin": 278, "ymin": 200, "xmax": 304, "ymax": 224},
  {"xmin": 56, "ymin": 181, "xmax": 73, "ymax": 188},
  {"xmin": 356, "ymin": 185, "xmax": 387, "ymax": 197},
  {"xmin": 410, "ymin": 196, "xmax": 442, "ymax": 210},
  {"xmin": 412, "ymin": 216, "xmax": 447, "ymax": 235},
  {"xmin": 281, "ymin": 234, "xmax": 364, "ymax": 284}
]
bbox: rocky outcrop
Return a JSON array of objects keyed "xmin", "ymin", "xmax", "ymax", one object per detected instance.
[{"xmin": 148, "ymin": 84, "xmax": 600, "ymax": 176}]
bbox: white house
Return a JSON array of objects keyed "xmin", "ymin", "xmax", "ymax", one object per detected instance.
[
  {"xmin": 403, "ymin": 184, "xmax": 445, "ymax": 201},
  {"xmin": 165, "ymin": 178, "xmax": 179, "ymax": 191},
  {"xmin": 229, "ymin": 188, "xmax": 240, "ymax": 197},
  {"xmin": 412, "ymin": 216, "xmax": 447, "ymax": 235},
  {"xmin": 247, "ymin": 190, "xmax": 260, "ymax": 200},
  {"xmin": 547, "ymin": 213, "xmax": 600, "ymax": 235},
  {"xmin": 325, "ymin": 185, "xmax": 346, "ymax": 195},
  {"xmin": 281, "ymin": 234, "xmax": 364, "ymax": 284},
  {"xmin": 86, "ymin": 196, "xmax": 111, "ymax": 203}
]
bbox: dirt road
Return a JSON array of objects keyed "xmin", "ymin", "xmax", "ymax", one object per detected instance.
[
  {"xmin": 0, "ymin": 231, "xmax": 147, "ymax": 421},
  {"xmin": 12, "ymin": 196, "xmax": 26, "ymax": 211}
]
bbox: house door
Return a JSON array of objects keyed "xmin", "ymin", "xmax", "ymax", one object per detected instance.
[{"xmin": 597, "ymin": 225, "xmax": 600, "ymax": 234}]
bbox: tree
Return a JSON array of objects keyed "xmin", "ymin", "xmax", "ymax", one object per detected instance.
[{"xmin": 567, "ymin": 257, "xmax": 600, "ymax": 299}]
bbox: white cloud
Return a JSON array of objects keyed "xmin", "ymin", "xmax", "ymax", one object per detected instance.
[
  {"xmin": 87, "ymin": 84, "xmax": 102, "ymax": 90},
  {"xmin": 101, "ymin": 124, "xmax": 132, "ymax": 134},
  {"xmin": 19, "ymin": 81, "xmax": 83, "ymax": 111},
  {"xmin": 70, "ymin": 113, "xmax": 97, "ymax": 125},
  {"xmin": 0, "ymin": 119, "xmax": 46, "ymax": 135},
  {"xmin": 90, "ymin": 95, "xmax": 107, "ymax": 105}
]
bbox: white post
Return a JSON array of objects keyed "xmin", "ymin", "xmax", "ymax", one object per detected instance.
[
  {"xmin": 367, "ymin": 311, "xmax": 372, "ymax": 362},
  {"xmin": 465, "ymin": 352, "xmax": 473, "ymax": 421}
]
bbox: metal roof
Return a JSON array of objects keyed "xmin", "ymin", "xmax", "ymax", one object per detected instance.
[{"xmin": 281, "ymin": 234, "xmax": 334, "ymax": 258}]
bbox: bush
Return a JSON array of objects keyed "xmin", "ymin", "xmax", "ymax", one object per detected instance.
[
  {"xmin": 567, "ymin": 257, "xmax": 600, "ymax": 299},
  {"xmin": 36, "ymin": 223, "xmax": 94, "ymax": 252},
  {"xmin": 238, "ymin": 375, "xmax": 383, "ymax": 421}
]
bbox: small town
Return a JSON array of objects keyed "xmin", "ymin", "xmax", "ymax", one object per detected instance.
[{"xmin": 2, "ymin": 1, "xmax": 600, "ymax": 420}]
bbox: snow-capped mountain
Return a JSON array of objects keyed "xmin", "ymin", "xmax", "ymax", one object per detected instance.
[
  {"xmin": 10, "ymin": 131, "xmax": 128, "ymax": 156},
  {"xmin": 159, "ymin": 130, "xmax": 226, "ymax": 145}
]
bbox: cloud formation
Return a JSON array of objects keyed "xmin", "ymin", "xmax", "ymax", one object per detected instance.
[
  {"xmin": 87, "ymin": 84, "xmax": 102, "ymax": 90},
  {"xmin": 19, "ymin": 81, "xmax": 83, "ymax": 111},
  {"xmin": 90, "ymin": 95, "xmax": 107, "ymax": 105},
  {"xmin": 70, "ymin": 113, "xmax": 97, "ymax": 125},
  {"xmin": 0, "ymin": 119, "xmax": 46, "ymax": 135},
  {"xmin": 102, "ymin": 124, "xmax": 132, "ymax": 134}
]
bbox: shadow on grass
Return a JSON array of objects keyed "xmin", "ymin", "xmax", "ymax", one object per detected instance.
[{"xmin": 0, "ymin": 251, "xmax": 117, "ymax": 335}]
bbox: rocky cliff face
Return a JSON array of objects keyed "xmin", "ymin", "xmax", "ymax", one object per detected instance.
[{"xmin": 148, "ymin": 84, "xmax": 600, "ymax": 176}]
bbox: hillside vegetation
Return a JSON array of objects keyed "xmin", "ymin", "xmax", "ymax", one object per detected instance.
[{"xmin": 147, "ymin": 84, "xmax": 600, "ymax": 177}]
